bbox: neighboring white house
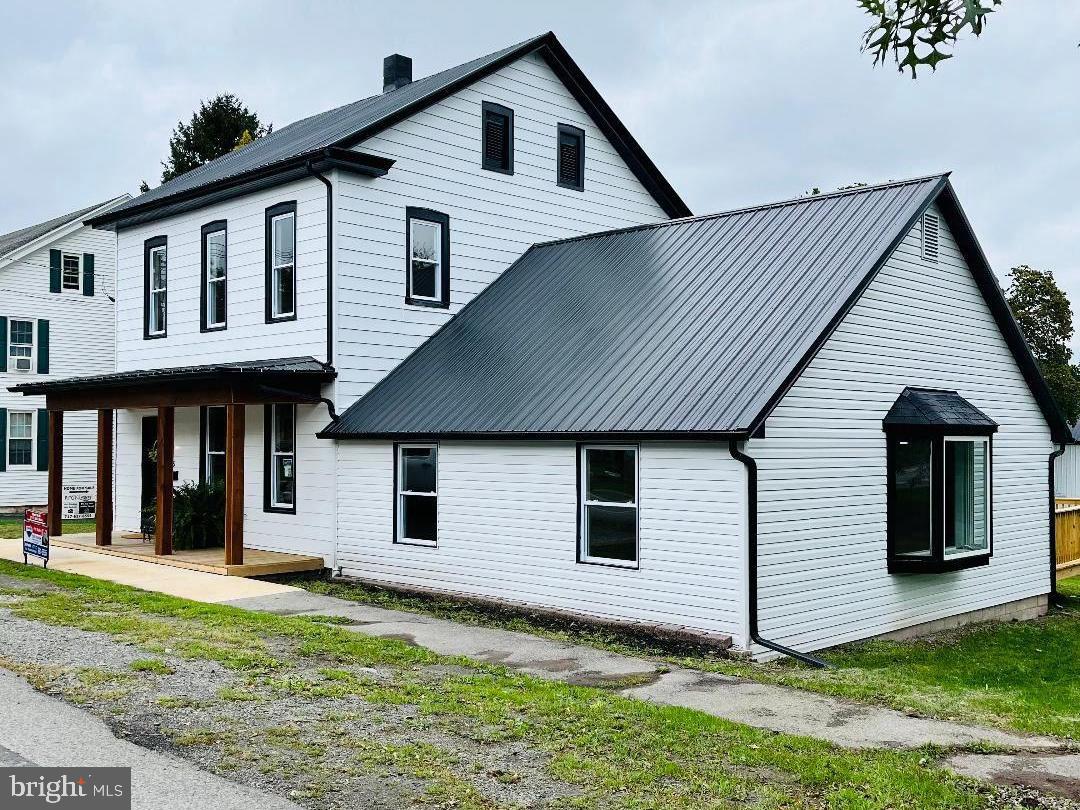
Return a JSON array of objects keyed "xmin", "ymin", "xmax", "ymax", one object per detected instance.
[
  {"xmin": 9, "ymin": 34, "xmax": 1070, "ymax": 660},
  {"xmin": 1054, "ymin": 424, "xmax": 1080, "ymax": 498},
  {"xmin": 0, "ymin": 196, "xmax": 129, "ymax": 513}
]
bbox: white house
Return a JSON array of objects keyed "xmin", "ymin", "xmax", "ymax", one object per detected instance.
[
  {"xmin": 1053, "ymin": 424, "xmax": 1080, "ymax": 498},
  {"xmin": 0, "ymin": 196, "xmax": 129, "ymax": 513},
  {"xmin": 10, "ymin": 33, "xmax": 1070, "ymax": 660}
]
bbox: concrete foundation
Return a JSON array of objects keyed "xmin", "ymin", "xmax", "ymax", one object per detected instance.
[{"xmin": 874, "ymin": 594, "xmax": 1049, "ymax": 642}]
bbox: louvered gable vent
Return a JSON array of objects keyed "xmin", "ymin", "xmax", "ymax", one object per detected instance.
[
  {"xmin": 481, "ymin": 102, "xmax": 513, "ymax": 174},
  {"xmin": 922, "ymin": 211, "xmax": 940, "ymax": 263},
  {"xmin": 557, "ymin": 124, "xmax": 584, "ymax": 190}
]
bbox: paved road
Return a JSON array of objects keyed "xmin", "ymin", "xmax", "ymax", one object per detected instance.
[{"xmin": 0, "ymin": 670, "xmax": 302, "ymax": 810}]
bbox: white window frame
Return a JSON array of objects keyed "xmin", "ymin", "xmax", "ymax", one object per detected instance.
[
  {"xmin": 943, "ymin": 435, "xmax": 991, "ymax": 559},
  {"xmin": 270, "ymin": 403, "xmax": 296, "ymax": 510},
  {"xmin": 148, "ymin": 244, "xmax": 167, "ymax": 336},
  {"xmin": 6, "ymin": 410, "xmax": 35, "ymax": 469},
  {"xmin": 204, "ymin": 228, "xmax": 227, "ymax": 329},
  {"xmin": 270, "ymin": 211, "xmax": 296, "ymax": 319},
  {"xmin": 395, "ymin": 443, "xmax": 438, "ymax": 547},
  {"xmin": 61, "ymin": 252, "xmax": 82, "ymax": 292},
  {"xmin": 8, "ymin": 318, "xmax": 35, "ymax": 374},
  {"xmin": 579, "ymin": 444, "xmax": 639, "ymax": 568},
  {"xmin": 408, "ymin": 219, "xmax": 442, "ymax": 303}
]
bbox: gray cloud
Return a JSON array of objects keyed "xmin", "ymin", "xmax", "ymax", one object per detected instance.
[{"xmin": 3, "ymin": 1, "xmax": 1078, "ymax": 345}]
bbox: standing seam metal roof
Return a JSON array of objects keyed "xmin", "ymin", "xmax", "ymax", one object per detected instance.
[{"xmin": 323, "ymin": 176, "xmax": 953, "ymax": 438}]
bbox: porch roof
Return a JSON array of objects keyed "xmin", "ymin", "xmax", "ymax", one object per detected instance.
[{"xmin": 8, "ymin": 356, "xmax": 335, "ymax": 410}]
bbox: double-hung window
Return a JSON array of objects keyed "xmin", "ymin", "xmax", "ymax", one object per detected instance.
[
  {"xmin": 884, "ymin": 387, "xmax": 994, "ymax": 573},
  {"xmin": 556, "ymin": 124, "xmax": 585, "ymax": 190},
  {"xmin": 7, "ymin": 411, "xmax": 34, "ymax": 467},
  {"xmin": 144, "ymin": 236, "xmax": 167, "ymax": 338},
  {"xmin": 481, "ymin": 101, "xmax": 513, "ymax": 174},
  {"xmin": 61, "ymin": 253, "xmax": 81, "ymax": 291},
  {"xmin": 396, "ymin": 444, "xmax": 437, "ymax": 546},
  {"xmin": 201, "ymin": 221, "xmax": 227, "ymax": 331},
  {"xmin": 405, "ymin": 208, "xmax": 450, "ymax": 307},
  {"xmin": 8, "ymin": 319, "xmax": 34, "ymax": 373},
  {"xmin": 203, "ymin": 406, "xmax": 226, "ymax": 485},
  {"xmin": 265, "ymin": 202, "xmax": 297, "ymax": 322},
  {"xmin": 265, "ymin": 404, "xmax": 296, "ymax": 512},
  {"xmin": 579, "ymin": 445, "xmax": 638, "ymax": 566}
]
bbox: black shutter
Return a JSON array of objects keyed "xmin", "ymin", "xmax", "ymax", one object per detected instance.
[
  {"xmin": 481, "ymin": 102, "xmax": 513, "ymax": 174},
  {"xmin": 83, "ymin": 253, "xmax": 95, "ymax": 296},
  {"xmin": 0, "ymin": 408, "xmax": 6, "ymax": 472},
  {"xmin": 0, "ymin": 316, "xmax": 7, "ymax": 373},
  {"xmin": 49, "ymin": 250, "xmax": 61, "ymax": 293},
  {"xmin": 36, "ymin": 320, "xmax": 49, "ymax": 374},
  {"xmin": 36, "ymin": 409, "xmax": 49, "ymax": 471},
  {"xmin": 557, "ymin": 125, "xmax": 584, "ymax": 190}
]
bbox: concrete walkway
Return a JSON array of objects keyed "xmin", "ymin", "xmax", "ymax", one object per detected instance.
[
  {"xmin": 2, "ymin": 539, "xmax": 1077, "ymax": 796},
  {"xmin": 0, "ymin": 669, "xmax": 302, "ymax": 810}
]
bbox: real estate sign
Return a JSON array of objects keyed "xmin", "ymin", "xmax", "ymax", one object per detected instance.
[
  {"xmin": 62, "ymin": 484, "xmax": 96, "ymax": 519},
  {"xmin": 22, "ymin": 509, "xmax": 49, "ymax": 567}
]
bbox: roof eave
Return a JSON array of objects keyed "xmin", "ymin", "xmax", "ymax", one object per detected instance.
[
  {"xmin": 316, "ymin": 427, "xmax": 750, "ymax": 441},
  {"xmin": 88, "ymin": 150, "xmax": 393, "ymax": 230},
  {"xmin": 0, "ymin": 194, "xmax": 131, "ymax": 266}
]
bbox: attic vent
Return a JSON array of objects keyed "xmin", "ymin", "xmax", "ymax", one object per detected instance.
[
  {"xmin": 482, "ymin": 102, "xmax": 513, "ymax": 174},
  {"xmin": 922, "ymin": 211, "xmax": 940, "ymax": 263}
]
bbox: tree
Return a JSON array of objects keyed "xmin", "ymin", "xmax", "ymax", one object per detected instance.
[
  {"xmin": 1006, "ymin": 264, "xmax": 1080, "ymax": 424},
  {"xmin": 859, "ymin": 0, "xmax": 1002, "ymax": 77},
  {"xmin": 145, "ymin": 94, "xmax": 270, "ymax": 188}
]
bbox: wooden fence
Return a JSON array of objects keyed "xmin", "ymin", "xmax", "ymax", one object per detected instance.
[{"xmin": 1055, "ymin": 500, "xmax": 1080, "ymax": 573}]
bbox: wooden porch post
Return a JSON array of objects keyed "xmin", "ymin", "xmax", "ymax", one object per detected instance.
[
  {"xmin": 155, "ymin": 406, "xmax": 174, "ymax": 556},
  {"xmin": 46, "ymin": 410, "xmax": 63, "ymax": 537},
  {"xmin": 224, "ymin": 404, "xmax": 245, "ymax": 566},
  {"xmin": 95, "ymin": 409, "xmax": 113, "ymax": 546}
]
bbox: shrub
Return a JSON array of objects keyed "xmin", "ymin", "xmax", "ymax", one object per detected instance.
[{"xmin": 171, "ymin": 480, "xmax": 225, "ymax": 550}]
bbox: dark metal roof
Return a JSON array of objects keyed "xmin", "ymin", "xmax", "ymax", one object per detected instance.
[
  {"xmin": 324, "ymin": 174, "xmax": 1072, "ymax": 443},
  {"xmin": 0, "ymin": 196, "xmax": 127, "ymax": 260},
  {"xmin": 9, "ymin": 357, "xmax": 333, "ymax": 395},
  {"xmin": 883, "ymin": 387, "xmax": 998, "ymax": 430},
  {"xmin": 91, "ymin": 32, "xmax": 689, "ymax": 229}
]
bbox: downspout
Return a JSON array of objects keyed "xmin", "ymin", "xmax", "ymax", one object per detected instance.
[
  {"xmin": 305, "ymin": 159, "xmax": 334, "ymax": 367},
  {"xmin": 1050, "ymin": 443, "xmax": 1066, "ymax": 603},
  {"xmin": 728, "ymin": 439, "xmax": 828, "ymax": 668}
]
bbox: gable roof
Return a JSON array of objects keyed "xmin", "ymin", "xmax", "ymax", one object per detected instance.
[
  {"xmin": 90, "ymin": 32, "xmax": 689, "ymax": 230},
  {"xmin": 322, "ymin": 175, "xmax": 1071, "ymax": 444},
  {"xmin": 0, "ymin": 196, "xmax": 129, "ymax": 262}
]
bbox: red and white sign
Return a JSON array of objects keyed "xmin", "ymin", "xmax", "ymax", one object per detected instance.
[{"xmin": 22, "ymin": 509, "xmax": 49, "ymax": 565}]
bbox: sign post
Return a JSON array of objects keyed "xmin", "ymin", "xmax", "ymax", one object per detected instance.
[{"xmin": 22, "ymin": 509, "xmax": 49, "ymax": 568}]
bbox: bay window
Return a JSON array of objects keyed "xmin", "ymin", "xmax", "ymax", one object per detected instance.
[{"xmin": 884, "ymin": 388, "xmax": 994, "ymax": 573}]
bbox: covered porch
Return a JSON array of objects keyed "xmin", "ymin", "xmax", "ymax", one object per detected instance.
[{"xmin": 10, "ymin": 357, "xmax": 334, "ymax": 575}]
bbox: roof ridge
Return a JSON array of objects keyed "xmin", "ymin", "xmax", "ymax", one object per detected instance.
[{"xmin": 531, "ymin": 173, "xmax": 951, "ymax": 250}]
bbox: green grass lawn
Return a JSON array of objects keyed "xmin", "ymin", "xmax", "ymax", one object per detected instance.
[
  {"xmin": 0, "ymin": 559, "xmax": 996, "ymax": 809},
  {"xmin": 0, "ymin": 517, "xmax": 96, "ymax": 539},
  {"xmin": 295, "ymin": 575, "xmax": 1080, "ymax": 741}
]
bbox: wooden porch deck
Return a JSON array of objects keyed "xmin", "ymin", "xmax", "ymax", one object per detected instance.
[{"xmin": 52, "ymin": 533, "xmax": 324, "ymax": 577}]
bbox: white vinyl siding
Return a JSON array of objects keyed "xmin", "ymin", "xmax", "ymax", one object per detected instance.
[
  {"xmin": 750, "ymin": 203, "xmax": 1054, "ymax": 655},
  {"xmin": 333, "ymin": 51, "xmax": 669, "ymax": 407},
  {"xmin": 114, "ymin": 178, "xmax": 327, "ymax": 371},
  {"xmin": 1055, "ymin": 445, "xmax": 1080, "ymax": 497},
  {"xmin": 337, "ymin": 441, "xmax": 747, "ymax": 644},
  {"xmin": 0, "ymin": 224, "xmax": 116, "ymax": 508}
]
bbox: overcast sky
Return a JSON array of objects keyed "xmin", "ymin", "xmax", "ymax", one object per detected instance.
[{"xmin": 2, "ymin": 1, "xmax": 1078, "ymax": 344}]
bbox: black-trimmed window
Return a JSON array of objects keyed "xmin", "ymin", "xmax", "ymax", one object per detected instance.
[
  {"xmin": 884, "ymin": 388, "xmax": 995, "ymax": 574},
  {"xmin": 265, "ymin": 202, "xmax": 297, "ymax": 322},
  {"xmin": 557, "ymin": 124, "xmax": 585, "ymax": 190},
  {"xmin": 395, "ymin": 444, "xmax": 437, "ymax": 546},
  {"xmin": 481, "ymin": 101, "xmax": 513, "ymax": 174},
  {"xmin": 200, "ymin": 406, "xmax": 226, "ymax": 485},
  {"xmin": 264, "ymin": 403, "xmax": 296, "ymax": 513},
  {"xmin": 201, "ymin": 220, "xmax": 227, "ymax": 332},
  {"xmin": 143, "ymin": 236, "xmax": 167, "ymax": 339},
  {"xmin": 579, "ymin": 445, "xmax": 638, "ymax": 567},
  {"xmin": 405, "ymin": 207, "xmax": 450, "ymax": 307}
]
